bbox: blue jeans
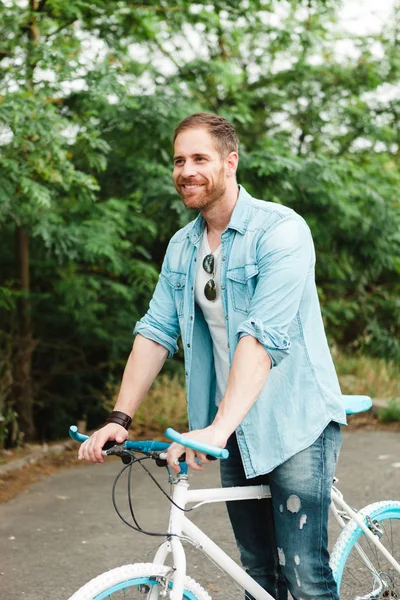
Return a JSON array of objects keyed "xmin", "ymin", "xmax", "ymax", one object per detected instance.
[{"xmin": 220, "ymin": 421, "xmax": 342, "ymax": 600}]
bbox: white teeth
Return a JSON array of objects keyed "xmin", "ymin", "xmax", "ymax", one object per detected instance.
[{"xmin": 183, "ymin": 184, "xmax": 202, "ymax": 189}]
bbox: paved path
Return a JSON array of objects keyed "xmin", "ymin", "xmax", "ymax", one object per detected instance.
[{"xmin": 1, "ymin": 431, "xmax": 399, "ymax": 599}]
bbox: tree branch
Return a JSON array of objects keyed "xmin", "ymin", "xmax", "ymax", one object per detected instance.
[
  {"xmin": 152, "ymin": 37, "xmax": 181, "ymax": 72},
  {"xmin": 45, "ymin": 19, "xmax": 77, "ymax": 40},
  {"xmin": 297, "ymin": 128, "xmax": 307, "ymax": 156}
]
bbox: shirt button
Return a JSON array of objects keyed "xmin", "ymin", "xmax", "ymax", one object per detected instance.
[
  {"xmin": 190, "ymin": 316, "xmax": 193, "ymax": 321},
  {"xmin": 177, "ymin": 283, "xmax": 181, "ymax": 287},
  {"xmin": 222, "ymin": 256, "xmax": 226, "ymax": 261},
  {"xmin": 191, "ymin": 286, "xmax": 193, "ymax": 291},
  {"xmin": 187, "ymin": 343, "xmax": 190, "ymax": 348},
  {"xmin": 185, "ymin": 371, "xmax": 188, "ymax": 376},
  {"xmin": 221, "ymin": 285, "xmax": 225, "ymax": 290},
  {"xmin": 225, "ymin": 315, "xmax": 229, "ymax": 320},
  {"xmin": 238, "ymin": 430, "xmax": 243, "ymax": 436},
  {"xmin": 227, "ymin": 343, "xmax": 230, "ymax": 349}
]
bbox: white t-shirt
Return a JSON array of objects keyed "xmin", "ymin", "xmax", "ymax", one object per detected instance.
[{"xmin": 194, "ymin": 230, "xmax": 230, "ymax": 406}]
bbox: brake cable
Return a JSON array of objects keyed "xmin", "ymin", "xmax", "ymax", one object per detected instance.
[{"xmin": 111, "ymin": 450, "xmax": 194, "ymax": 539}]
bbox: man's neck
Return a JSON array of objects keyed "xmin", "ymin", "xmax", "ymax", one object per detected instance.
[{"xmin": 201, "ymin": 183, "xmax": 240, "ymax": 239}]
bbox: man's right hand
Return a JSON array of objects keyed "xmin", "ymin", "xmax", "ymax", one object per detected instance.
[{"xmin": 78, "ymin": 423, "xmax": 129, "ymax": 463}]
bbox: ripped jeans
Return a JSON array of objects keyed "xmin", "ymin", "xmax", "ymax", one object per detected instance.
[{"xmin": 220, "ymin": 421, "xmax": 342, "ymax": 600}]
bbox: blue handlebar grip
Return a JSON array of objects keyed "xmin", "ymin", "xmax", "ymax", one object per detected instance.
[
  {"xmin": 164, "ymin": 428, "xmax": 229, "ymax": 460},
  {"xmin": 69, "ymin": 425, "xmax": 89, "ymax": 443}
]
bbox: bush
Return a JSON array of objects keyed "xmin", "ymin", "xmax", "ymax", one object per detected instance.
[{"xmin": 378, "ymin": 399, "xmax": 400, "ymax": 424}]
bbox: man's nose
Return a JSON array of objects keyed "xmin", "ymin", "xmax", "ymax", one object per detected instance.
[{"xmin": 181, "ymin": 160, "xmax": 197, "ymax": 178}]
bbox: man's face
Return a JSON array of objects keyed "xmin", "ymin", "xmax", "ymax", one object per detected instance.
[{"xmin": 173, "ymin": 128, "xmax": 227, "ymax": 210}]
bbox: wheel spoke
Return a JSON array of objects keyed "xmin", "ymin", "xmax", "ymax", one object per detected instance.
[
  {"xmin": 333, "ymin": 505, "xmax": 400, "ymax": 600},
  {"xmin": 345, "ymin": 566, "xmax": 364, "ymax": 587}
]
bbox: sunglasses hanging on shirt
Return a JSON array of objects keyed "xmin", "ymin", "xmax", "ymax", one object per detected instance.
[{"xmin": 203, "ymin": 254, "xmax": 217, "ymax": 301}]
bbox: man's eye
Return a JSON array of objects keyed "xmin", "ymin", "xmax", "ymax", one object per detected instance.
[
  {"xmin": 195, "ymin": 157, "xmax": 205, "ymax": 162},
  {"xmin": 174, "ymin": 160, "xmax": 184, "ymax": 166}
]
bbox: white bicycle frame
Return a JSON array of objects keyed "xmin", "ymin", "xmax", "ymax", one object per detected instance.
[{"xmin": 150, "ymin": 474, "xmax": 400, "ymax": 600}]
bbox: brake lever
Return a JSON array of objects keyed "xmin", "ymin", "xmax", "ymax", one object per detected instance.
[
  {"xmin": 102, "ymin": 440, "xmax": 118, "ymax": 451},
  {"xmin": 102, "ymin": 441, "xmax": 133, "ymax": 464}
]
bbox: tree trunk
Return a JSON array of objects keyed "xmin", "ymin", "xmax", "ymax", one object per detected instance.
[
  {"xmin": 11, "ymin": 0, "xmax": 42, "ymax": 443},
  {"xmin": 14, "ymin": 227, "xmax": 36, "ymax": 441}
]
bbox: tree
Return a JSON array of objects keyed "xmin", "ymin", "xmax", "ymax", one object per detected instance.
[
  {"xmin": 0, "ymin": 0, "xmax": 171, "ymax": 440},
  {"xmin": 1, "ymin": 0, "xmax": 399, "ymax": 444},
  {"xmin": 154, "ymin": 0, "xmax": 400, "ymax": 356}
]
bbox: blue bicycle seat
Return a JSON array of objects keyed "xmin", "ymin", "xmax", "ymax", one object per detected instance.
[{"xmin": 342, "ymin": 395, "xmax": 372, "ymax": 415}]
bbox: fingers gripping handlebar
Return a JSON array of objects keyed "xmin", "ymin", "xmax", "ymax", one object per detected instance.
[{"xmin": 68, "ymin": 425, "xmax": 230, "ymax": 460}]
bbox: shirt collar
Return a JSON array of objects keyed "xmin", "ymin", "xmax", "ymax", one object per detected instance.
[
  {"xmin": 187, "ymin": 184, "xmax": 252, "ymax": 245},
  {"xmin": 228, "ymin": 184, "xmax": 252, "ymax": 235}
]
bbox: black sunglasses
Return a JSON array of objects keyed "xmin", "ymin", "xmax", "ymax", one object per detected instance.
[{"xmin": 203, "ymin": 254, "xmax": 217, "ymax": 301}]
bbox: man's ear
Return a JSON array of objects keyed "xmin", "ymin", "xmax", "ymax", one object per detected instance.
[{"xmin": 225, "ymin": 152, "xmax": 239, "ymax": 177}]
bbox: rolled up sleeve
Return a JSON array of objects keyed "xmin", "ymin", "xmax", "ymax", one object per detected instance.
[
  {"xmin": 237, "ymin": 319, "xmax": 291, "ymax": 367},
  {"xmin": 236, "ymin": 216, "xmax": 313, "ymax": 367},
  {"xmin": 133, "ymin": 256, "xmax": 180, "ymax": 359},
  {"xmin": 134, "ymin": 319, "xmax": 179, "ymax": 359}
]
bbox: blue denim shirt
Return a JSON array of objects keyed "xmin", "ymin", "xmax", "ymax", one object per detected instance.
[{"xmin": 134, "ymin": 185, "xmax": 346, "ymax": 478}]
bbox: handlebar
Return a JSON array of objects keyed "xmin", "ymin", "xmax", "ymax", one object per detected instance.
[
  {"xmin": 69, "ymin": 425, "xmax": 229, "ymax": 460},
  {"xmin": 69, "ymin": 425, "xmax": 88, "ymax": 443},
  {"xmin": 164, "ymin": 428, "xmax": 229, "ymax": 460},
  {"xmin": 69, "ymin": 425, "xmax": 169, "ymax": 453}
]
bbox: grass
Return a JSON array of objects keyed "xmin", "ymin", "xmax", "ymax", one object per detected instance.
[
  {"xmin": 333, "ymin": 348, "xmax": 400, "ymax": 401},
  {"xmin": 329, "ymin": 347, "xmax": 400, "ymax": 424},
  {"xmin": 131, "ymin": 374, "xmax": 188, "ymax": 439},
  {"xmin": 378, "ymin": 399, "xmax": 400, "ymax": 423},
  {"xmin": 103, "ymin": 373, "xmax": 188, "ymax": 440}
]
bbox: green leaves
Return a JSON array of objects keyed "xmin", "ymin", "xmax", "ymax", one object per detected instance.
[{"xmin": 1, "ymin": 0, "xmax": 399, "ymax": 441}]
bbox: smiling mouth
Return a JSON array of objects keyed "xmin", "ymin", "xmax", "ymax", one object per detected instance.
[{"xmin": 181, "ymin": 183, "xmax": 204, "ymax": 190}]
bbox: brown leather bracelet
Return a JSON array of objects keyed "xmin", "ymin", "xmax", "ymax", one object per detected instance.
[{"xmin": 105, "ymin": 410, "xmax": 132, "ymax": 430}]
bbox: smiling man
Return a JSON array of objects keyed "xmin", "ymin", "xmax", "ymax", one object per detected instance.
[
  {"xmin": 79, "ymin": 113, "xmax": 346, "ymax": 599},
  {"xmin": 174, "ymin": 125, "xmax": 232, "ymax": 212}
]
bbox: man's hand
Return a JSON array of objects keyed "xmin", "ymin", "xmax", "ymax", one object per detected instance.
[
  {"xmin": 78, "ymin": 423, "xmax": 129, "ymax": 463},
  {"xmin": 166, "ymin": 425, "xmax": 228, "ymax": 472}
]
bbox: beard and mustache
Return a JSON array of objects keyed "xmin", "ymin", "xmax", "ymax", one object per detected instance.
[{"xmin": 175, "ymin": 166, "xmax": 227, "ymax": 211}]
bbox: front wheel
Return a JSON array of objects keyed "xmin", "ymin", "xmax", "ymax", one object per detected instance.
[
  {"xmin": 68, "ymin": 562, "xmax": 212, "ymax": 600},
  {"xmin": 330, "ymin": 500, "xmax": 400, "ymax": 599}
]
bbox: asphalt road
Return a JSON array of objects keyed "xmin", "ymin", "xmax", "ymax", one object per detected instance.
[{"xmin": 1, "ymin": 430, "xmax": 400, "ymax": 600}]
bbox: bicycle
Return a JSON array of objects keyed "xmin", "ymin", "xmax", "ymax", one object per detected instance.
[{"xmin": 68, "ymin": 394, "xmax": 400, "ymax": 600}]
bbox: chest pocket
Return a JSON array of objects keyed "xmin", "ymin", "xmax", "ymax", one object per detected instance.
[
  {"xmin": 165, "ymin": 271, "xmax": 186, "ymax": 317},
  {"xmin": 227, "ymin": 264, "xmax": 259, "ymax": 314}
]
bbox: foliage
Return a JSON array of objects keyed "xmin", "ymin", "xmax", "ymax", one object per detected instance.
[
  {"xmin": 102, "ymin": 372, "xmax": 188, "ymax": 440},
  {"xmin": 378, "ymin": 399, "xmax": 400, "ymax": 423},
  {"xmin": 333, "ymin": 347, "xmax": 400, "ymax": 400},
  {"xmin": 0, "ymin": 0, "xmax": 399, "ymax": 442},
  {"xmin": 158, "ymin": 0, "xmax": 400, "ymax": 359}
]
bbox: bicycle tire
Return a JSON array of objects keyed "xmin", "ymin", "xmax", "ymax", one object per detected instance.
[
  {"xmin": 330, "ymin": 500, "xmax": 400, "ymax": 598},
  {"xmin": 67, "ymin": 562, "xmax": 212, "ymax": 600}
]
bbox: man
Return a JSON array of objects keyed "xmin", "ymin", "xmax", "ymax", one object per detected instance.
[{"xmin": 79, "ymin": 113, "xmax": 346, "ymax": 599}]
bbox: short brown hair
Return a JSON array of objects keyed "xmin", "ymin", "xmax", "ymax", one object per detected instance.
[{"xmin": 173, "ymin": 112, "xmax": 239, "ymax": 156}]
